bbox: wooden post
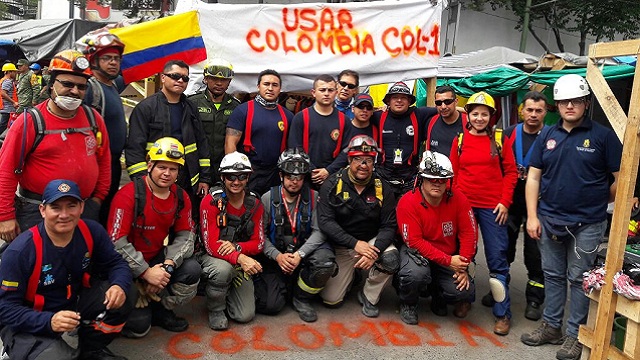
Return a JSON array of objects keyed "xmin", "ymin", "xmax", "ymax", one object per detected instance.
[{"xmin": 425, "ymin": 77, "xmax": 437, "ymax": 107}]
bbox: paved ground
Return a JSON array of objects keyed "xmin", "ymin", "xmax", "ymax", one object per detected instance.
[{"xmin": 108, "ymin": 237, "xmax": 566, "ymax": 360}]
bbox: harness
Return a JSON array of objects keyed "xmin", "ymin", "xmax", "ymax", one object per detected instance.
[
  {"xmin": 26, "ymin": 221, "xmax": 93, "ymax": 312},
  {"xmin": 457, "ymin": 128, "xmax": 504, "ymax": 174},
  {"xmin": 301, "ymin": 108, "xmax": 345, "ymax": 158},
  {"xmin": 211, "ymin": 189, "xmax": 258, "ymax": 243},
  {"xmin": 243, "ymin": 100, "xmax": 289, "ymax": 155},
  {"xmin": 132, "ymin": 176, "xmax": 185, "ymax": 247},
  {"xmin": 334, "ymin": 171, "xmax": 384, "ymax": 207},
  {"xmin": 14, "ymin": 105, "xmax": 101, "ymax": 175},
  {"xmin": 269, "ymin": 185, "xmax": 313, "ymax": 252},
  {"xmin": 378, "ymin": 110, "xmax": 419, "ymax": 165},
  {"xmin": 425, "ymin": 112, "xmax": 468, "ymax": 151}
]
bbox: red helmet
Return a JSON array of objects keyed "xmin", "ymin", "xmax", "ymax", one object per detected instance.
[
  {"xmin": 76, "ymin": 32, "xmax": 125, "ymax": 65},
  {"xmin": 346, "ymin": 135, "xmax": 380, "ymax": 157},
  {"xmin": 49, "ymin": 49, "xmax": 92, "ymax": 79}
]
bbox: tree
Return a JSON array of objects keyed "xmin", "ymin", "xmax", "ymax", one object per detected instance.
[{"xmin": 468, "ymin": 0, "xmax": 640, "ymax": 55}]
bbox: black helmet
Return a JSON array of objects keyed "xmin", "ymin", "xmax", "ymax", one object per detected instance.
[{"xmin": 277, "ymin": 148, "xmax": 310, "ymax": 175}]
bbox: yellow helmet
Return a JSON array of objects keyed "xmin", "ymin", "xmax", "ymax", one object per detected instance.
[
  {"xmin": 2, "ymin": 63, "xmax": 17, "ymax": 72},
  {"xmin": 147, "ymin": 137, "xmax": 185, "ymax": 166},
  {"xmin": 465, "ymin": 91, "xmax": 496, "ymax": 114}
]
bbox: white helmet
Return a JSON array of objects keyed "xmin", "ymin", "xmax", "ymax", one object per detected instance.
[
  {"xmin": 219, "ymin": 151, "xmax": 252, "ymax": 174},
  {"xmin": 418, "ymin": 151, "xmax": 454, "ymax": 179},
  {"xmin": 554, "ymin": 74, "xmax": 590, "ymax": 100}
]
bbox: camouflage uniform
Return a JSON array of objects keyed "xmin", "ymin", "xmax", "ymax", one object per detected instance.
[{"xmin": 16, "ymin": 70, "xmax": 34, "ymax": 113}]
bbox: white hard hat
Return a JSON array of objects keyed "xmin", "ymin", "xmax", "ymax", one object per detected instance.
[
  {"xmin": 419, "ymin": 151, "xmax": 454, "ymax": 179},
  {"xmin": 554, "ymin": 74, "xmax": 590, "ymax": 100},
  {"xmin": 219, "ymin": 151, "xmax": 252, "ymax": 174}
]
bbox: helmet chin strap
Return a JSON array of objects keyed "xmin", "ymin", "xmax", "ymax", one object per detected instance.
[{"xmin": 93, "ymin": 63, "xmax": 119, "ymax": 80}]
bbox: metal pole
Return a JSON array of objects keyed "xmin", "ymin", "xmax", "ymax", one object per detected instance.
[
  {"xmin": 68, "ymin": 0, "xmax": 74, "ymax": 19},
  {"xmin": 519, "ymin": 0, "xmax": 532, "ymax": 52}
]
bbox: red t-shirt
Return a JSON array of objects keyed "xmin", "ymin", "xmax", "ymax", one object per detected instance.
[
  {"xmin": 200, "ymin": 193, "xmax": 265, "ymax": 265},
  {"xmin": 397, "ymin": 189, "xmax": 477, "ymax": 267},
  {"xmin": 0, "ymin": 101, "xmax": 111, "ymax": 221},
  {"xmin": 449, "ymin": 131, "xmax": 517, "ymax": 208},
  {"xmin": 107, "ymin": 178, "xmax": 193, "ymax": 262}
]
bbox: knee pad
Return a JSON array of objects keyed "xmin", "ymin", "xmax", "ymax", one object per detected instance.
[
  {"xmin": 301, "ymin": 262, "xmax": 336, "ymax": 291},
  {"xmin": 489, "ymin": 273, "xmax": 507, "ymax": 303},
  {"xmin": 375, "ymin": 248, "xmax": 400, "ymax": 274}
]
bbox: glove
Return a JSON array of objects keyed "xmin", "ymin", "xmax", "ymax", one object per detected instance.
[
  {"xmin": 134, "ymin": 280, "xmax": 161, "ymax": 308},
  {"xmin": 407, "ymin": 248, "xmax": 429, "ymax": 267},
  {"xmin": 232, "ymin": 266, "xmax": 250, "ymax": 288}
]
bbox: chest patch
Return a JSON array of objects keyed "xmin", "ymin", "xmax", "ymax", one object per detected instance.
[
  {"xmin": 406, "ymin": 125, "xmax": 414, "ymax": 136},
  {"xmin": 331, "ymin": 129, "xmax": 340, "ymax": 141},
  {"xmin": 546, "ymin": 139, "xmax": 556, "ymax": 150}
]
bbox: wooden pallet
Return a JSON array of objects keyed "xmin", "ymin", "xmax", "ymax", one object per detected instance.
[{"xmin": 577, "ymin": 39, "xmax": 640, "ymax": 360}]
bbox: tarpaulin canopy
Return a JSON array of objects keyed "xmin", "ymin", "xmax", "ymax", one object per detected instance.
[{"xmin": 0, "ymin": 19, "xmax": 104, "ymax": 61}]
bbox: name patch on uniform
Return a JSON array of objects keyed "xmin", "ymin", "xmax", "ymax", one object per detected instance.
[
  {"xmin": 365, "ymin": 195, "xmax": 377, "ymax": 204},
  {"xmin": 198, "ymin": 107, "xmax": 212, "ymax": 114},
  {"xmin": 1, "ymin": 280, "xmax": 18, "ymax": 291},
  {"xmin": 576, "ymin": 139, "xmax": 595, "ymax": 153}
]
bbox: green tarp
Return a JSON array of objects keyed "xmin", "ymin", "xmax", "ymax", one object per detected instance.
[{"xmin": 416, "ymin": 65, "xmax": 636, "ymax": 106}]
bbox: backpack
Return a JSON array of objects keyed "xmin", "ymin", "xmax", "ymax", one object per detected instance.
[
  {"xmin": 12, "ymin": 105, "xmax": 100, "ymax": 174},
  {"xmin": 132, "ymin": 176, "xmax": 185, "ymax": 246},
  {"xmin": 87, "ymin": 77, "xmax": 106, "ymax": 117}
]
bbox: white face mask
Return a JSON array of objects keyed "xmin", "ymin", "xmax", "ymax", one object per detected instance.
[{"xmin": 53, "ymin": 87, "xmax": 82, "ymax": 111}]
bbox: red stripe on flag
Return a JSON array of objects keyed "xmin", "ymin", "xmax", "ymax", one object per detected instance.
[{"xmin": 121, "ymin": 48, "xmax": 207, "ymax": 83}]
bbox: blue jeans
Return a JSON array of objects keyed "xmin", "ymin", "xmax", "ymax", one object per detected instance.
[
  {"xmin": 474, "ymin": 207, "xmax": 511, "ymax": 318},
  {"xmin": 539, "ymin": 218, "xmax": 606, "ymax": 337}
]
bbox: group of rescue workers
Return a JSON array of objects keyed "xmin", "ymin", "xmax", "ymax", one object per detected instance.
[{"xmin": 0, "ymin": 29, "xmax": 622, "ymax": 360}]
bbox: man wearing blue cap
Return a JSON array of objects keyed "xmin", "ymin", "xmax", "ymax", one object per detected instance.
[{"xmin": 0, "ymin": 179, "xmax": 132, "ymax": 360}]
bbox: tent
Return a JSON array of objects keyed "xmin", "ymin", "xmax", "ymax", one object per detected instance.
[{"xmin": 0, "ymin": 19, "xmax": 104, "ymax": 62}]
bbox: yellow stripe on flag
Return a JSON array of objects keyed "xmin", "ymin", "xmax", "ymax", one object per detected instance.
[{"xmin": 110, "ymin": 11, "xmax": 202, "ymax": 55}]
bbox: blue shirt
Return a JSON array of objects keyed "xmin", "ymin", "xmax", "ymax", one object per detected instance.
[
  {"xmin": 529, "ymin": 117, "xmax": 622, "ymax": 223},
  {"xmin": 83, "ymin": 77, "xmax": 127, "ymax": 155},
  {"xmin": 227, "ymin": 100, "xmax": 293, "ymax": 167}
]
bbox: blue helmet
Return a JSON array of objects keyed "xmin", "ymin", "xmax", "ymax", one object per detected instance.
[{"xmin": 29, "ymin": 63, "xmax": 41, "ymax": 71}]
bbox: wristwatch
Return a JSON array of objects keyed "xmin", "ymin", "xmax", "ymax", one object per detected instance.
[
  {"xmin": 297, "ymin": 250, "xmax": 306, "ymax": 259},
  {"xmin": 162, "ymin": 263, "xmax": 175, "ymax": 275}
]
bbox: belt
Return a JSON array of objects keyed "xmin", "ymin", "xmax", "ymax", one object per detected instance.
[{"xmin": 17, "ymin": 187, "xmax": 42, "ymax": 202}]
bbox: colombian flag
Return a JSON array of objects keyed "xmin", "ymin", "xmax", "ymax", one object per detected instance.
[{"xmin": 110, "ymin": 11, "xmax": 207, "ymax": 83}]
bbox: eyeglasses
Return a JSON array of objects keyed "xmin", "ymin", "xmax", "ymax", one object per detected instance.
[
  {"xmin": 556, "ymin": 98, "xmax": 586, "ymax": 107},
  {"xmin": 352, "ymin": 156, "xmax": 374, "ymax": 165},
  {"xmin": 224, "ymin": 174, "xmax": 249, "ymax": 181},
  {"xmin": 339, "ymin": 80, "xmax": 357, "ymax": 90},
  {"xmin": 284, "ymin": 174, "xmax": 304, "ymax": 181},
  {"xmin": 55, "ymin": 79, "xmax": 88, "ymax": 91},
  {"xmin": 427, "ymin": 178, "xmax": 448, "ymax": 184},
  {"xmin": 98, "ymin": 55, "xmax": 121, "ymax": 63},
  {"xmin": 355, "ymin": 104, "xmax": 373, "ymax": 111},
  {"xmin": 163, "ymin": 73, "xmax": 190, "ymax": 82},
  {"xmin": 434, "ymin": 98, "xmax": 455, "ymax": 106}
]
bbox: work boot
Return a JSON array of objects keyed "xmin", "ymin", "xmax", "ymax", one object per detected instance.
[
  {"xmin": 357, "ymin": 290, "xmax": 379, "ymax": 318},
  {"xmin": 493, "ymin": 316, "xmax": 510, "ymax": 336},
  {"xmin": 208, "ymin": 311, "xmax": 228, "ymax": 330},
  {"xmin": 430, "ymin": 295, "xmax": 447, "ymax": 317},
  {"xmin": 556, "ymin": 335, "xmax": 583, "ymax": 360},
  {"xmin": 151, "ymin": 304, "xmax": 189, "ymax": 332},
  {"xmin": 293, "ymin": 297, "xmax": 317, "ymax": 322},
  {"xmin": 481, "ymin": 291, "xmax": 494, "ymax": 307},
  {"xmin": 399, "ymin": 303, "xmax": 418, "ymax": 325},
  {"xmin": 521, "ymin": 321, "xmax": 564, "ymax": 346},
  {"xmin": 453, "ymin": 301, "xmax": 471, "ymax": 318},
  {"xmin": 79, "ymin": 347, "xmax": 127, "ymax": 360},
  {"xmin": 525, "ymin": 301, "xmax": 542, "ymax": 321}
]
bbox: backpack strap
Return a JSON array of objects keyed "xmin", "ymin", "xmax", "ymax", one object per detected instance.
[
  {"xmin": 374, "ymin": 178, "xmax": 383, "ymax": 207},
  {"xmin": 378, "ymin": 111, "xmax": 388, "ymax": 163},
  {"xmin": 332, "ymin": 111, "xmax": 346, "ymax": 158},
  {"xmin": 87, "ymin": 78, "xmax": 105, "ymax": 117},
  {"xmin": 242, "ymin": 100, "xmax": 256, "ymax": 154},
  {"xmin": 276, "ymin": 105, "xmax": 288, "ymax": 152},
  {"xmin": 302, "ymin": 108, "xmax": 310, "ymax": 153},
  {"xmin": 425, "ymin": 113, "xmax": 440, "ymax": 151},
  {"xmin": 271, "ymin": 186, "xmax": 284, "ymax": 246},
  {"xmin": 408, "ymin": 112, "xmax": 419, "ymax": 165}
]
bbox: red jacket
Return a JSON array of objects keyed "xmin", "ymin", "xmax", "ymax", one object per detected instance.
[
  {"xmin": 397, "ymin": 189, "xmax": 477, "ymax": 267},
  {"xmin": 449, "ymin": 131, "xmax": 517, "ymax": 209}
]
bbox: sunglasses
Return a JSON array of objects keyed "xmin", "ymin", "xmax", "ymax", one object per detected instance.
[
  {"xmin": 55, "ymin": 79, "xmax": 88, "ymax": 91},
  {"xmin": 434, "ymin": 98, "xmax": 455, "ymax": 106},
  {"xmin": 427, "ymin": 178, "xmax": 448, "ymax": 184},
  {"xmin": 355, "ymin": 104, "xmax": 373, "ymax": 111},
  {"xmin": 164, "ymin": 73, "xmax": 190, "ymax": 82},
  {"xmin": 284, "ymin": 174, "xmax": 304, "ymax": 181},
  {"xmin": 224, "ymin": 174, "xmax": 249, "ymax": 181},
  {"xmin": 339, "ymin": 80, "xmax": 357, "ymax": 90}
]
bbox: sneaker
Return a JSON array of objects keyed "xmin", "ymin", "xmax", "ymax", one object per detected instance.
[
  {"xmin": 357, "ymin": 290, "xmax": 379, "ymax": 318},
  {"xmin": 493, "ymin": 316, "xmax": 510, "ymax": 336},
  {"xmin": 525, "ymin": 302, "xmax": 542, "ymax": 321},
  {"xmin": 453, "ymin": 301, "xmax": 471, "ymax": 318},
  {"xmin": 79, "ymin": 347, "xmax": 127, "ymax": 360},
  {"xmin": 521, "ymin": 321, "xmax": 564, "ymax": 346},
  {"xmin": 151, "ymin": 305, "xmax": 189, "ymax": 332},
  {"xmin": 481, "ymin": 291, "xmax": 495, "ymax": 307},
  {"xmin": 208, "ymin": 311, "xmax": 228, "ymax": 330},
  {"xmin": 556, "ymin": 336, "xmax": 582, "ymax": 360},
  {"xmin": 293, "ymin": 297, "xmax": 317, "ymax": 322},
  {"xmin": 399, "ymin": 303, "xmax": 418, "ymax": 325},
  {"xmin": 430, "ymin": 295, "xmax": 447, "ymax": 317}
]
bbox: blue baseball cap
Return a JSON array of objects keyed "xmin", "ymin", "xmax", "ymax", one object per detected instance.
[{"xmin": 42, "ymin": 180, "xmax": 83, "ymax": 204}]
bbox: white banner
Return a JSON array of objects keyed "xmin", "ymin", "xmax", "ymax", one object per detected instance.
[{"xmin": 176, "ymin": 0, "xmax": 443, "ymax": 93}]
